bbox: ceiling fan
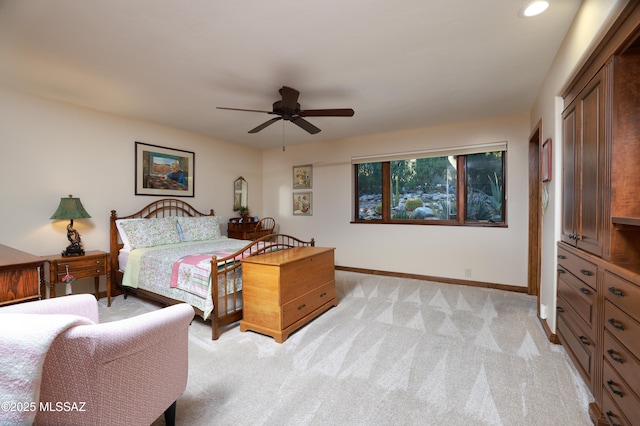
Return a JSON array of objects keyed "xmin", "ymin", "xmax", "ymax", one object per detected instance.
[{"xmin": 216, "ymin": 86, "xmax": 354, "ymax": 134}]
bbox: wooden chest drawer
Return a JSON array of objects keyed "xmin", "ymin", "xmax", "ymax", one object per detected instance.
[
  {"xmin": 604, "ymin": 331, "xmax": 640, "ymax": 399},
  {"xmin": 558, "ymin": 267, "xmax": 597, "ymax": 332},
  {"xmin": 603, "ymin": 360, "xmax": 640, "ymax": 425},
  {"xmin": 604, "ymin": 271, "xmax": 640, "ymax": 324},
  {"xmin": 282, "ymin": 282, "xmax": 335, "ymax": 328},
  {"xmin": 604, "ymin": 301, "xmax": 640, "ymax": 358},
  {"xmin": 557, "ymin": 245, "xmax": 597, "ymax": 290}
]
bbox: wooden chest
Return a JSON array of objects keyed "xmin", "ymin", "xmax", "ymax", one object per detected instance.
[{"xmin": 240, "ymin": 246, "xmax": 337, "ymax": 343}]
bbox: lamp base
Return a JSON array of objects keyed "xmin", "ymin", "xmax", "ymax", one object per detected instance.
[{"xmin": 62, "ymin": 244, "xmax": 85, "ymax": 257}]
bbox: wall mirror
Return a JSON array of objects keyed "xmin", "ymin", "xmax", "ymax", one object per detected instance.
[{"xmin": 233, "ymin": 176, "xmax": 248, "ymax": 211}]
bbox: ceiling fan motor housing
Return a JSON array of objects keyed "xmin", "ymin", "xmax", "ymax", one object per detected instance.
[{"xmin": 273, "ymin": 100, "xmax": 301, "ymax": 120}]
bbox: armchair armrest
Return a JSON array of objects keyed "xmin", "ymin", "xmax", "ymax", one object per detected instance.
[{"xmin": 1, "ymin": 294, "xmax": 98, "ymax": 323}]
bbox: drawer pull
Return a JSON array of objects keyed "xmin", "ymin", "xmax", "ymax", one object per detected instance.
[
  {"xmin": 578, "ymin": 336, "xmax": 590, "ymax": 346},
  {"xmin": 605, "ymin": 411, "xmax": 621, "ymax": 426},
  {"xmin": 608, "ymin": 318, "xmax": 625, "ymax": 331},
  {"xmin": 320, "ymin": 292, "xmax": 327, "ymax": 298},
  {"xmin": 608, "ymin": 287, "xmax": 625, "ymax": 297},
  {"xmin": 557, "ymin": 254, "xmax": 566, "ymax": 259},
  {"xmin": 579, "ymin": 269, "xmax": 592, "ymax": 276},
  {"xmin": 557, "ymin": 269, "xmax": 566, "ymax": 274},
  {"xmin": 579, "ymin": 287, "xmax": 591, "ymax": 295},
  {"xmin": 606, "ymin": 349, "xmax": 624, "ymax": 364},
  {"xmin": 606, "ymin": 380, "xmax": 623, "ymax": 397},
  {"xmin": 556, "ymin": 306, "xmax": 565, "ymax": 313},
  {"xmin": 298, "ymin": 304, "xmax": 306, "ymax": 311}
]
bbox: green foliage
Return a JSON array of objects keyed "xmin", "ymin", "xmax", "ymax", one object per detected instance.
[
  {"xmin": 392, "ymin": 210, "xmax": 410, "ymax": 219},
  {"xmin": 404, "ymin": 197, "xmax": 424, "ymax": 211},
  {"xmin": 375, "ymin": 203, "xmax": 383, "ymax": 215},
  {"xmin": 488, "ymin": 172, "xmax": 503, "ymax": 210}
]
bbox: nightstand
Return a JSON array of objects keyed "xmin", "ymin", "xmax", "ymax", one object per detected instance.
[{"xmin": 47, "ymin": 250, "xmax": 111, "ymax": 306}]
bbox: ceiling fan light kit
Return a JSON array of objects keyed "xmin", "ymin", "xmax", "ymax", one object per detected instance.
[{"xmin": 217, "ymin": 86, "xmax": 354, "ymax": 135}]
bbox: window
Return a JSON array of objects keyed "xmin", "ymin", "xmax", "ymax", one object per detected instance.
[{"xmin": 354, "ymin": 145, "xmax": 506, "ymax": 226}]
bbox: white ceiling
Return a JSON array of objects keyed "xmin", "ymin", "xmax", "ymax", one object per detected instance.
[{"xmin": 0, "ymin": 0, "xmax": 581, "ymax": 149}]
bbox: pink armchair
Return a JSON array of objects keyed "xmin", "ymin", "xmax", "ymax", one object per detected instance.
[{"xmin": 0, "ymin": 294, "xmax": 194, "ymax": 426}]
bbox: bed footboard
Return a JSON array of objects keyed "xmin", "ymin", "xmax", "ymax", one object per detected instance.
[{"xmin": 210, "ymin": 234, "xmax": 315, "ymax": 340}]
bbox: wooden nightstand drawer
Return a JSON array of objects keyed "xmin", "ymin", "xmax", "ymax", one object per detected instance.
[{"xmin": 53, "ymin": 258, "xmax": 106, "ymax": 278}]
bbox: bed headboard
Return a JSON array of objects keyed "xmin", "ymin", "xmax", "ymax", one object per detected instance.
[{"xmin": 110, "ymin": 199, "xmax": 215, "ymax": 285}]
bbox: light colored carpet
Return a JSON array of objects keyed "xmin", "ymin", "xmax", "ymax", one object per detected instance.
[{"xmin": 99, "ymin": 271, "xmax": 593, "ymax": 426}]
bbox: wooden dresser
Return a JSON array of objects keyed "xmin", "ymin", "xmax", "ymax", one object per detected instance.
[
  {"xmin": 240, "ymin": 246, "xmax": 337, "ymax": 343},
  {"xmin": 0, "ymin": 243, "xmax": 44, "ymax": 306}
]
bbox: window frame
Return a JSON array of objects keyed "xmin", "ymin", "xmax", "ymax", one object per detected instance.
[{"xmin": 353, "ymin": 151, "xmax": 506, "ymax": 227}]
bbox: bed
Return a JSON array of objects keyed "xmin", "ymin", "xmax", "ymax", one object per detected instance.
[{"xmin": 109, "ymin": 199, "xmax": 315, "ymax": 340}]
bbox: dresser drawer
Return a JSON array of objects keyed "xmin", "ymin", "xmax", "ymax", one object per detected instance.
[
  {"xmin": 558, "ymin": 267, "xmax": 597, "ymax": 332},
  {"xmin": 604, "ymin": 301, "xmax": 640, "ymax": 358},
  {"xmin": 557, "ymin": 245, "xmax": 597, "ymax": 290},
  {"xmin": 604, "ymin": 330, "xmax": 640, "ymax": 400},
  {"xmin": 603, "ymin": 360, "xmax": 640, "ymax": 425},
  {"xmin": 282, "ymin": 282, "xmax": 335, "ymax": 328},
  {"xmin": 557, "ymin": 298, "xmax": 595, "ymax": 387},
  {"xmin": 604, "ymin": 271, "xmax": 640, "ymax": 324},
  {"xmin": 602, "ymin": 388, "xmax": 633, "ymax": 426}
]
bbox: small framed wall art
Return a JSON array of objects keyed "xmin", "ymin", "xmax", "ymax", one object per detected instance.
[
  {"xmin": 293, "ymin": 164, "xmax": 312, "ymax": 189},
  {"xmin": 135, "ymin": 142, "xmax": 195, "ymax": 196},
  {"xmin": 293, "ymin": 192, "xmax": 312, "ymax": 216}
]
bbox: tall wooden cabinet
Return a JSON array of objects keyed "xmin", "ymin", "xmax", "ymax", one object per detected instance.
[{"xmin": 558, "ymin": 5, "xmax": 640, "ymax": 425}]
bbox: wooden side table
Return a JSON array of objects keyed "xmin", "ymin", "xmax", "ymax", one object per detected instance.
[
  {"xmin": 47, "ymin": 250, "xmax": 111, "ymax": 306},
  {"xmin": 0, "ymin": 243, "xmax": 45, "ymax": 306}
]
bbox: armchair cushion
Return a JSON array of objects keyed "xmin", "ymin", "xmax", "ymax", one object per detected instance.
[{"xmin": 0, "ymin": 294, "xmax": 195, "ymax": 426}]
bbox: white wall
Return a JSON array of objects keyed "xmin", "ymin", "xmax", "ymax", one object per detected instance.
[
  {"xmin": 530, "ymin": 0, "xmax": 627, "ymax": 331},
  {"xmin": 263, "ymin": 113, "xmax": 530, "ymax": 287},
  {"xmin": 0, "ymin": 87, "xmax": 263, "ymax": 294}
]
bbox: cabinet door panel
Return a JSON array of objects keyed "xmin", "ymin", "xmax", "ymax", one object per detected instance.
[
  {"xmin": 577, "ymin": 77, "xmax": 605, "ymax": 256},
  {"xmin": 562, "ymin": 104, "xmax": 577, "ymax": 245}
]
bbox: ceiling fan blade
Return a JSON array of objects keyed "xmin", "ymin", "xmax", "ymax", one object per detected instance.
[
  {"xmin": 217, "ymin": 106, "xmax": 274, "ymax": 114},
  {"xmin": 248, "ymin": 117, "xmax": 282, "ymax": 133},
  {"xmin": 299, "ymin": 108, "xmax": 355, "ymax": 117},
  {"xmin": 291, "ymin": 117, "xmax": 321, "ymax": 134},
  {"xmin": 279, "ymin": 86, "xmax": 300, "ymax": 110}
]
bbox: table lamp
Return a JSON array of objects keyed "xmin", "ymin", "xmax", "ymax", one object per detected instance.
[{"xmin": 50, "ymin": 194, "xmax": 91, "ymax": 256}]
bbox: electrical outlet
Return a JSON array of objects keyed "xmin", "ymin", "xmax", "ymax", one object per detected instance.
[{"xmin": 464, "ymin": 268, "xmax": 472, "ymax": 278}]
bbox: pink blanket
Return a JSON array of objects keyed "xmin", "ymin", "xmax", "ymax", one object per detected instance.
[{"xmin": 170, "ymin": 251, "xmax": 240, "ymax": 297}]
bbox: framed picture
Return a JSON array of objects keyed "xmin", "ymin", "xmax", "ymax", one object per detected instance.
[
  {"xmin": 135, "ymin": 142, "xmax": 195, "ymax": 197},
  {"xmin": 293, "ymin": 192, "xmax": 313, "ymax": 216},
  {"xmin": 542, "ymin": 138, "xmax": 552, "ymax": 182},
  {"xmin": 293, "ymin": 164, "xmax": 312, "ymax": 189}
]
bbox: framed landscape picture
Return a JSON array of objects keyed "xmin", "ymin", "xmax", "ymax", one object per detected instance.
[
  {"xmin": 135, "ymin": 142, "xmax": 194, "ymax": 197},
  {"xmin": 293, "ymin": 164, "xmax": 312, "ymax": 189}
]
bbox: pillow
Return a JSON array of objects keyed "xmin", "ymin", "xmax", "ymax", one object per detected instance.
[
  {"xmin": 115, "ymin": 218, "xmax": 145, "ymax": 250},
  {"xmin": 177, "ymin": 216, "xmax": 221, "ymax": 241},
  {"xmin": 119, "ymin": 217, "xmax": 181, "ymax": 249}
]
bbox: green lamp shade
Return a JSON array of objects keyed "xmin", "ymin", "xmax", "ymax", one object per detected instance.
[{"xmin": 50, "ymin": 195, "xmax": 91, "ymax": 220}]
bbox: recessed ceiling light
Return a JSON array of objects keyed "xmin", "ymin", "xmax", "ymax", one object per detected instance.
[{"xmin": 522, "ymin": 1, "xmax": 549, "ymax": 17}]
